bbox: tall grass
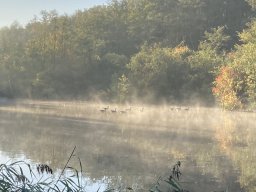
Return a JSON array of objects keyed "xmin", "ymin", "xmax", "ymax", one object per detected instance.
[
  {"xmin": 0, "ymin": 156, "xmax": 230, "ymax": 192},
  {"xmin": 0, "ymin": 146, "xmax": 94, "ymax": 192},
  {"xmin": 0, "ymin": 148, "xmax": 187, "ymax": 192},
  {"xmin": 149, "ymin": 161, "xmax": 188, "ymax": 192}
]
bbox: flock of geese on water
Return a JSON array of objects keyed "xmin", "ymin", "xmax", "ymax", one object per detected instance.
[{"xmin": 99, "ymin": 105, "xmax": 190, "ymax": 114}]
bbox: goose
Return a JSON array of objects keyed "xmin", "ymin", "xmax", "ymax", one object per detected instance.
[
  {"xmin": 125, "ymin": 106, "xmax": 132, "ymax": 112},
  {"xmin": 175, "ymin": 107, "xmax": 181, "ymax": 111},
  {"xmin": 184, "ymin": 107, "xmax": 189, "ymax": 111},
  {"xmin": 111, "ymin": 108, "xmax": 117, "ymax": 113},
  {"xmin": 100, "ymin": 108, "xmax": 106, "ymax": 113},
  {"xmin": 119, "ymin": 110, "xmax": 126, "ymax": 114}
]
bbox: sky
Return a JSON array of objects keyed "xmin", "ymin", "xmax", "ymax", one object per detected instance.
[{"xmin": 0, "ymin": 0, "xmax": 108, "ymax": 27}]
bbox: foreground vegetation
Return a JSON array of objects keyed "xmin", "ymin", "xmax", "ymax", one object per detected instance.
[
  {"xmin": 1, "ymin": 155, "xmax": 231, "ymax": 192},
  {"xmin": 0, "ymin": 156, "xmax": 227, "ymax": 192},
  {"xmin": 0, "ymin": 1, "xmax": 256, "ymax": 108},
  {"xmin": 0, "ymin": 147, "xmax": 84, "ymax": 191},
  {"xmin": 0, "ymin": 146, "xmax": 187, "ymax": 192}
]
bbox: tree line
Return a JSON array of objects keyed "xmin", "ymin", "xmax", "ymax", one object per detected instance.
[{"xmin": 0, "ymin": 0, "xmax": 256, "ymax": 109}]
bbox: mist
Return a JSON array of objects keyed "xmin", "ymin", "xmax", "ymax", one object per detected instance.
[
  {"xmin": 0, "ymin": 100, "xmax": 256, "ymax": 191},
  {"xmin": 1, "ymin": 0, "xmax": 256, "ymax": 191}
]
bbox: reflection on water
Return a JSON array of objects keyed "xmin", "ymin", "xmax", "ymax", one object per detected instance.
[{"xmin": 0, "ymin": 101, "xmax": 256, "ymax": 191}]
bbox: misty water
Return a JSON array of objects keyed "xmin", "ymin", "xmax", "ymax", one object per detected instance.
[{"xmin": 0, "ymin": 100, "xmax": 256, "ymax": 192}]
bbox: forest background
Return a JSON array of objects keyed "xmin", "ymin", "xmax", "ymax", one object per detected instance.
[{"xmin": 1, "ymin": 0, "xmax": 256, "ymax": 110}]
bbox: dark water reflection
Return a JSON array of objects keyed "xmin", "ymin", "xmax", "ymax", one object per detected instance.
[{"xmin": 0, "ymin": 102, "xmax": 256, "ymax": 192}]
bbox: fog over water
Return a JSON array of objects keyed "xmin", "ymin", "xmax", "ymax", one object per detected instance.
[{"xmin": 0, "ymin": 100, "xmax": 255, "ymax": 192}]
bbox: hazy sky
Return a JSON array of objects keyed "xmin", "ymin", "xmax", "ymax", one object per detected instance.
[{"xmin": 0, "ymin": 0, "xmax": 108, "ymax": 27}]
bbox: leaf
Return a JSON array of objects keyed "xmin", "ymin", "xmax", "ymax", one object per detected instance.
[{"xmin": 164, "ymin": 178, "xmax": 183, "ymax": 192}]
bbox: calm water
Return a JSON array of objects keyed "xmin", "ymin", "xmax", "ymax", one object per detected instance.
[{"xmin": 0, "ymin": 101, "xmax": 256, "ymax": 192}]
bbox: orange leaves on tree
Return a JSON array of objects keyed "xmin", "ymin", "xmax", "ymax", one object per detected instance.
[{"xmin": 213, "ymin": 66, "xmax": 242, "ymax": 110}]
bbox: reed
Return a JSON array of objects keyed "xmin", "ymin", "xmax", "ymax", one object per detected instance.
[
  {"xmin": 149, "ymin": 161, "xmax": 187, "ymax": 192},
  {"xmin": 0, "ymin": 146, "xmax": 89, "ymax": 192},
  {"xmin": 0, "ymin": 151, "xmax": 228, "ymax": 192}
]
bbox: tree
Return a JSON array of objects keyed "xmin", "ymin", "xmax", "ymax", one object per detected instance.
[
  {"xmin": 0, "ymin": 23, "xmax": 29, "ymax": 97},
  {"xmin": 117, "ymin": 74, "xmax": 130, "ymax": 102},
  {"xmin": 128, "ymin": 43, "xmax": 191, "ymax": 101},
  {"xmin": 212, "ymin": 66, "xmax": 243, "ymax": 110},
  {"xmin": 213, "ymin": 20, "xmax": 256, "ymax": 109},
  {"xmin": 187, "ymin": 27, "xmax": 229, "ymax": 103},
  {"xmin": 246, "ymin": 0, "xmax": 256, "ymax": 10}
]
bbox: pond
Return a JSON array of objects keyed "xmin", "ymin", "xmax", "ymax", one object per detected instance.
[{"xmin": 0, "ymin": 100, "xmax": 255, "ymax": 192}]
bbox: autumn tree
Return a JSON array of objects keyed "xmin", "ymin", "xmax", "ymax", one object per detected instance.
[{"xmin": 213, "ymin": 20, "xmax": 256, "ymax": 109}]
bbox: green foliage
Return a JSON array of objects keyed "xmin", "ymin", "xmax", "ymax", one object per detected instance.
[
  {"xmin": 212, "ymin": 21, "xmax": 256, "ymax": 108},
  {"xmin": 246, "ymin": 0, "xmax": 256, "ymax": 9},
  {"xmin": 0, "ymin": 23, "xmax": 29, "ymax": 98},
  {"xmin": 0, "ymin": 0, "xmax": 255, "ymax": 105},
  {"xmin": 117, "ymin": 74, "xmax": 130, "ymax": 103},
  {"xmin": 233, "ymin": 46, "xmax": 256, "ymax": 107},
  {"xmin": 212, "ymin": 19, "xmax": 256, "ymax": 109},
  {"xmin": 186, "ymin": 27, "xmax": 228, "ymax": 103},
  {"xmin": 200, "ymin": 27, "xmax": 230, "ymax": 53},
  {"xmin": 127, "ymin": 44, "xmax": 191, "ymax": 100}
]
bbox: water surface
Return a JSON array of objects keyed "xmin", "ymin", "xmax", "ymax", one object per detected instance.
[{"xmin": 0, "ymin": 101, "xmax": 255, "ymax": 191}]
